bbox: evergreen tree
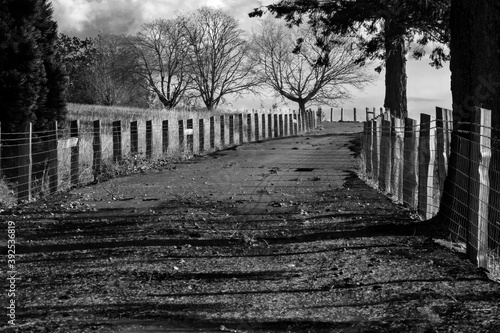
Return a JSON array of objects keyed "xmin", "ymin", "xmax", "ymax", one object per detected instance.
[
  {"xmin": 0, "ymin": 0, "xmax": 67, "ymax": 134},
  {"xmin": 250, "ymin": 0, "xmax": 450, "ymax": 118}
]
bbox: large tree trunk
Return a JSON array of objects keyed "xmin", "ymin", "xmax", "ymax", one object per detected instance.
[
  {"xmin": 450, "ymin": 0, "xmax": 500, "ymax": 129},
  {"xmin": 298, "ymin": 101, "xmax": 306, "ymax": 114},
  {"xmin": 383, "ymin": 20, "xmax": 408, "ymax": 119},
  {"xmin": 440, "ymin": 0, "xmax": 500, "ymax": 240}
]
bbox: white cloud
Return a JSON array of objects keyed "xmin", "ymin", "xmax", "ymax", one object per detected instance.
[
  {"xmin": 52, "ymin": 0, "xmax": 93, "ymax": 34},
  {"xmin": 52, "ymin": 0, "xmax": 265, "ymax": 36}
]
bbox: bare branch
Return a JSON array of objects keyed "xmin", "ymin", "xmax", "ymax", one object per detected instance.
[
  {"xmin": 128, "ymin": 17, "xmax": 193, "ymax": 109},
  {"xmin": 251, "ymin": 18, "xmax": 374, "ymax": 112},
  {"xmin": 183, "ymin": 7, "xmax": 262, "ymax": 110}
]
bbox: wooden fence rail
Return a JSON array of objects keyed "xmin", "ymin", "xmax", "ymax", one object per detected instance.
[{"xmin": 360, "ymin": 106, "xmax": 499, "ymax": 277}]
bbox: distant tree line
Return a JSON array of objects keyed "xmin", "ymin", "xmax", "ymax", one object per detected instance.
[{"xmin": 57, "ymin": 6, "xmax": 372, "ymax": 113}]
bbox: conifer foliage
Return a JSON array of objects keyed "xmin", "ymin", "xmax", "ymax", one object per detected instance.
[
  {"xmin": 250, "ymin": 0, "xmax": 450, "ymax": 118},
  {"xmin": 0, "ymin": 0, "xmax": 67, "ymax": 134}
]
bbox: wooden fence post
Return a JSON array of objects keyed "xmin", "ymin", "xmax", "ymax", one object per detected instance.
[
  {"xmin": 130, "ymin": 121, "xmax": 138, "ymax": 154},
  {"xmin": 379, "ymin": 115, "xmax": 392, "ymax": 193},
  {"xmin": 391, "ymin": 117, "xmax": 404, "ymax": 202},
  {"xmin": 112, "ymin": 121, "xmax": 122, "ymax": 163},
  {"xmin": 186, "ymin": 119, "xmax": 194, "ymax": 152},
  {"xmin": 445, "ymin": 108, "xmax": 453, "ymax": 157},
  {"xmin": 146, "ymin": 120, "xmax": 153, "ymax": 158},
  {"xmin": 301, "ymin": 110, "xmax": 305, "ymax": 133},
  {"xmin": 403, "ymin": 118, "xmax": 419, "ymax": 208},
  {"xmin": 436, "ymin": 107, "xmax": 448, "ymax": 197},
  {"xmin": 70, "ymin": 120, "xmax": 80, "ymax": 187},
  {"xmin": 353, "ymin": 107, "xmax": 357, "ymax": 122},
  {"xmin": 266, "ymin": 112, "xmax": 270, "ymax": 137},
  {"xmin": 255, "ymin": 112, "xmax": 260, "ymax": 141},
  {"xmin": 330, "ymin": 108, "xmax": 333, "ymax": 122},
  {"xmin": 92, "ymin": 120, "xmax": 101, "ymax": 182},
  {"xmin": 199, "ymin": 118, "xmax": 205, "ymax": 153},
  {"xmin": 363, "ymin": 121, "xmax": 373, "ymax": 176},
  {"xmin": 246, "ymin": 113, "xmax": 252, "ymax": 142},
  {"xmin": 274, "ymin": 114, "xmax": 279, "ymax": 137},
  {"xmin": 210, "ymin": 116, "xmax": 215, "ymax": 149},
  {"xmin": 162, "ymin": 120, "xmax": 169, "ymax": 154},
  {"xmin": 261, "ymin": 114, "xmax": 266, "ymax": 139},
  {"xmin": 305, "ymin": 110, "xmax": 309, "ymax": 130},
  {"xmin": 340, "ymin": 108, "xmax": 344, "ymax": 122},
  {"xmin": 228, "ymin": 115, "xmax": 233, "ymax": 145},
  {"xmin": 292, "ymin": 113, "xmax": 297, "ymax": 134},
  {"xmin": 297, "ymin": 111, "xmax": 301, "ymax": 131},
  {"xmin": 18, "ymin": 122, "xmax": 32, "ymax": 202},
  {"xmin": 238, "ymin": 114, "xmax": 243, "ymax": 144},
  {"xmin": 372, "ymin": 118, "xmax": 381, "ymax": 182},
  {"xmin": 283, "ymin": 113, "xmax": 288, "ymax": 136},
  {"xmin": 282, "ymin": 112, "xmax": 286, "ymax": 135},
  {"xmin": 418, "ymin": 114, "xmax": 436, "ymax": 219},
  {"xmin": 467, "ymin": 107, "xmax": 492, "ymax": 268},
  {"xmin": 178, "ymin": 119, "xmax": 185, "ymax": 149},
  {"xmin": 219, "ymin": 115, "xmax": 225, "ymax": 147},
  {"xmin": 48, "ymin": 121, "xmax": 58, "ymax": 193},
  {"xmin": 366, "ymin": 107, "xmax": 373, "ymax": 121}
]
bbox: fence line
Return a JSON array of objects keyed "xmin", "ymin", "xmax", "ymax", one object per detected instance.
[
  {"xmin": 0, "ymin": 109, "xmax": 318, "ymax": 204},
  {"xmin": 324, "ymin": 107, "xmax": 385, "ymax": 122},
  {"xmin": 359, "ymin": 106, "xmax": 500, "ymax": 279}
]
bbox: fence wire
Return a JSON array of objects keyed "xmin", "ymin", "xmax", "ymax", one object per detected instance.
[
  {"xmin": 360, "ymin": 111, "xmax": 500, "ymax": 280},
  {"xmin": 0, "ymin": 110, "xmax": 316, "ymax": 205}
]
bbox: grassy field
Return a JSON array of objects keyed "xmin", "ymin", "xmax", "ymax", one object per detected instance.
[{"xmin": 66, "ymin": 103, "xmax": 258, "ymax": 124}]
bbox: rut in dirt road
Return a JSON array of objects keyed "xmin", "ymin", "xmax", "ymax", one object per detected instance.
[{"xmin": 8, "ymin": 122, "xmax": 500, "ymax": 333}]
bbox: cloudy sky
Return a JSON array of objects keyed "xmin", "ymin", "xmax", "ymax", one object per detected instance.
[{"xmin": 51, "ymin": 0, "xmax": 451, "ymax": 117}]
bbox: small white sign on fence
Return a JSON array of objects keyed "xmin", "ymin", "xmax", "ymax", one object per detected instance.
[{"xmin": 57, "ymin": 137, "xmax": 79, "ymax": 149}]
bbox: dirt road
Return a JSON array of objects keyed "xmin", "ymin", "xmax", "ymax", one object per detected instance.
[{"xmin": 4, "ymin": 122, "xmax": 500, "ymax": 333}]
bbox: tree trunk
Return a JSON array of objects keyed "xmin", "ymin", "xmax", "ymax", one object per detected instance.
[
  {"xmin": 383, "ymin": 20, "xmax": 408, "ymax": 119},
  {"xmin": 440, "ymin": 0, "xmax": 500, "ymax": 232},
  {"xmin": 298, "ymin": 101, "xmax": 306, "ymax": 114},
  {"xmin": 450, "ymin": 0, "xmax": 500, "ymax": 130}
]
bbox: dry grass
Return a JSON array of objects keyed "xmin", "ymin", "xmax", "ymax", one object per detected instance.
[
  {"xmin": 66, "ymin": 103, "xmax": 251, "ymax": 125},
  {"xmin": 0, "ymin": 178, "xmax": 16, "ymax": 207}
]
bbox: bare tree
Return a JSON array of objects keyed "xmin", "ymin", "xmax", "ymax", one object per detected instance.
[
  {"xmin": 89, "ymin": 34, "xmax": 149, "ymax": 107},
  {"xmin": 129, "ymin": 17, "xmax": 192, "ymax": 109},
  {"xmin": 251, "ymin": 18, "xmax": 373, "ymax": 113},
  {"xmin": 183, "ymin": 7, "xmax": 260, "ymax": 110}
]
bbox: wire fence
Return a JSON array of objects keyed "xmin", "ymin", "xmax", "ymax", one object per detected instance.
[
  {"xmin": 0, "ymin": 109, "xmax": 318, "ymax": 205},
  {"xmin": 359, "ymin": 106, "xmax": 500, "ymax": 279}
]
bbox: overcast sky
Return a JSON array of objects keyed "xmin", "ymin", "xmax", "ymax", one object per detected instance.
[{"xmin": 51, "ymin": 0, "xmax": 451, "ymax": 117}]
